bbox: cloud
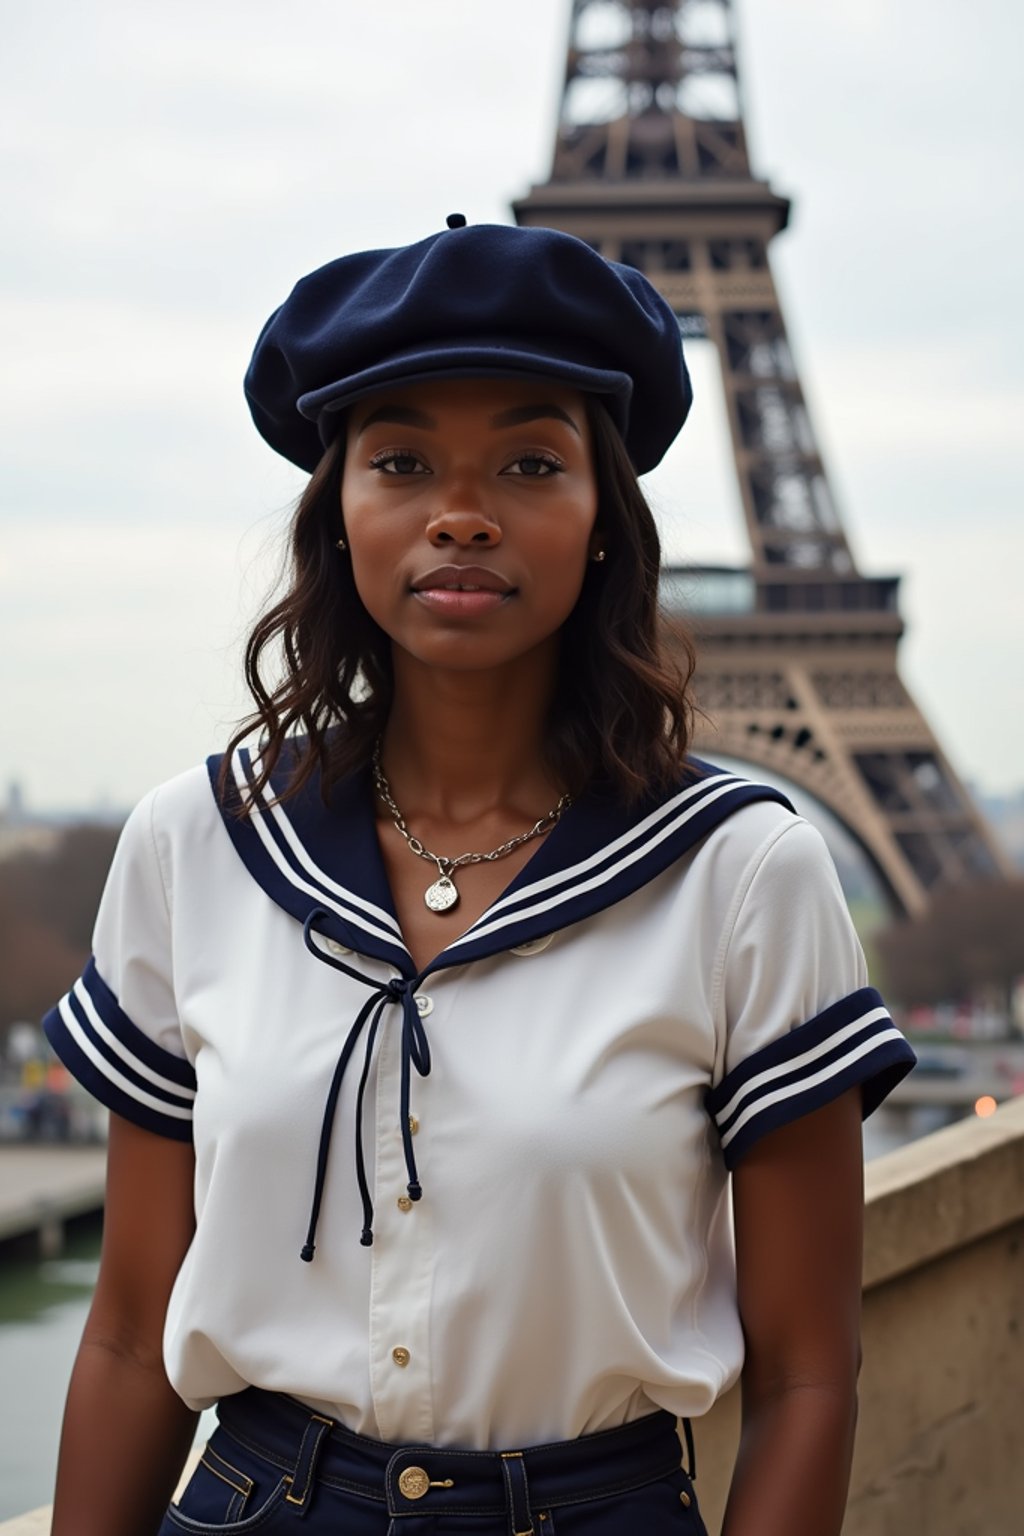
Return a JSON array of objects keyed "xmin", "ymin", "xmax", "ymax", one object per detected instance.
[
  {"xmin": 0, "ymin": 295, "xmax": 242, "ymax": 419},
  {"xmin": 0, "ymin": 518, "xmax": 285, "ymax": 806},
  {"xmin": 1, "ymin": 0, "xmax": 1022, "ymax": 807}
]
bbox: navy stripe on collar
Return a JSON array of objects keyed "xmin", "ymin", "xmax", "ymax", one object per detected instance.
[
  {"xmin": 439, "ymin": 770, "xmax": 792, "ymax": 967},
  {"xmin": 209, "ymin": 746, "xmax": 410, "ymax": 971},
  {"xmin": 207, "ymin": 746, "xmax": 795, "ymax": 974}
]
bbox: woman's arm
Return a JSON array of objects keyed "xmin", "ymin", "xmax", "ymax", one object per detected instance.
[
  {"xmin": 51, "ymin": 1112, "xmax": 199, "ymax": 1536},
  {"xmin": 721, "ymin": 1087, "xmax": 864, "ymax": 1536}
]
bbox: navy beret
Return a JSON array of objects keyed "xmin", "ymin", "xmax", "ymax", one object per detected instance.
[{"xmin": 243, "ymin": 221, "xmax": 691, "ymax": 476}]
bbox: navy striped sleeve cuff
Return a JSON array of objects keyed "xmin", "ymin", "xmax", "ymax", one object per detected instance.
[
  {"xmin": 43, "ymin": 956, "xmax": 195, "ymax": 1142},
  {"xmin": 706, "ymin": 987, "xmax": 916, "ymax": 1170}
]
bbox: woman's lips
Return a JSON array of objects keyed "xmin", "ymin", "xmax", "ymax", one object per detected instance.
[
  {"xmin": 409, "ymin": 565, "xmax": 516, "ymax": 617},
  {"xmin": 412, "ymin": 587, "xmax": 512, "ymax": 616}
]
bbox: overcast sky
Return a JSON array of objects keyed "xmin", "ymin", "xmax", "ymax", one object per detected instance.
[{"xmin": 2, "ymin": 0, "xmax": 1022, "ymax": 811}]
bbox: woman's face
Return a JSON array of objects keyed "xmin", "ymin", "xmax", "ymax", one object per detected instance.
[{"xmin": 340, "ymin": 377, "xmax": 601, "ymax": 675}]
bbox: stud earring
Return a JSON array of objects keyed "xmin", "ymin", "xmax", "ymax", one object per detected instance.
[
  {"xmin": 591, "ymin": 549, "xmax": 606, "ymax": 563},
  {"xmin": 335, "ymin": 537, "xmax": 347, "ymax": 553}
]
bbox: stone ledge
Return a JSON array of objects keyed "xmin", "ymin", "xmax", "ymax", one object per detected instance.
[
  {"xmin": 0, "ymin": 1515, "xmax": 49, "ymax": 1536},
  {"xmin": 863, "ymin": 1094, "xmax": 1024, "ymax": 1288},
  {"xmin": 0, "ymin": 1448, "xmax": 200, "ymax": 1535}
]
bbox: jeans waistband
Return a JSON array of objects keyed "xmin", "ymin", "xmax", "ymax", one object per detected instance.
[{"xmin": 216, "ymin": 1389, "xmax": 689, "ymax": 1519}]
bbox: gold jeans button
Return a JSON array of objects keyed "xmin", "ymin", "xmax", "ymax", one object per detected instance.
[
  {"xmin": 398, "ymin": 1466, "xmax": 430, "ymax": 1500},
  {"xmin": 679, "ymin": 1489, "xmax": 692, "ymax": 1508}
]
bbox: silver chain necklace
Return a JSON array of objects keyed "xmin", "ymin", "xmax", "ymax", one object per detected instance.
[{"xmin": 372, "ymin": 742, "xmax": 572, "ymax": 914}]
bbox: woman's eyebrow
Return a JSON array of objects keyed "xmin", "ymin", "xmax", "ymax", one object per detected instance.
[
  {"xmin": 489, "ymin": 403, "xmax": 581, "ymax": 435},
  {"xmin": 357, "ymin": 405, "xmax": 437, "ymax": 434}
]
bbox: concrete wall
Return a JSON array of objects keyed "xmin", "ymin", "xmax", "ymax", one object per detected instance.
[
  {"xmin": 692, "ymin": 1096, "xmax": 1024, "ymax": 1536},
  {"xmin": 5, "ymin": 1098, "xmax": 1023, "ymax": 1535}
]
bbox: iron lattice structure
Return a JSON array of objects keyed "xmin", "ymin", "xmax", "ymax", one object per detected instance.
[{"xmin": 514, "ymin": 0, "xmax": 1010, "ymax": 915}]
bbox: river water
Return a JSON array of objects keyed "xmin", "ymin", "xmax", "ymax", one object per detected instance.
[
  {"xmin": 0, "ymin": 1107, "xmax": 940, "ymax": 1520},
  {"xmin": 0, "ymin": 1219, "xmax": 101, "ymax": 1520}
]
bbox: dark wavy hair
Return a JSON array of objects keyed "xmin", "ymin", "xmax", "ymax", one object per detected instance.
[{"xmin": 219, "ymin": 397, "xmax": 701, "ymax": 810}]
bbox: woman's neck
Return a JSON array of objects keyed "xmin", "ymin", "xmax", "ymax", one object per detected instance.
[{"xmin": 381, "ymin": 649, "xmax": 563, "ymax": 823}]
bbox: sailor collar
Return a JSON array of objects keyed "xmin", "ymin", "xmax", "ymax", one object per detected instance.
[
  {"xmin": 208, "ymin": 743, "xmax": 794, "ymax": 979},
  {"xmin": 207, "ymin": 744, "xmax": 794, "ymax": 1256}
]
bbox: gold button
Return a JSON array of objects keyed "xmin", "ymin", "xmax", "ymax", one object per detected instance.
[
  {"xmin": 397, "ymin": 1195, "xmax": 413, "ymax": 1212},
  {"xmin": 391, "ymin": 1346, "xmax": 411, "ymax": 1367},
  {"xmin": 398, "ymin": 1466, "xmax": 430, "ymax": 1500},
  {"xmin": 679, "ymin": 1489, "xmax": 692, "ymax": 1508},
  {"xmin": 409, "ymin": 1115, "xmax": 420, "ymax": 1135}
]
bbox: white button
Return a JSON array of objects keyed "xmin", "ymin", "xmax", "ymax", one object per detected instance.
[
  {"xmin": 415, "ymin": 994, "xmax": 433, "ymax": 1017},
  {"xmin": 326, "ymin": 939, "xmax": 352, "ymax": 956},
  {"xmin": 510, "ymin": 934, "xmax": 554, "ymax": 957}
]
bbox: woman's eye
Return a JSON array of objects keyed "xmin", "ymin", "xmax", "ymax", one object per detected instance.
[
  {"xmin": 503, "ymin": 454, "xmax": 563, "ymax": 477},
  {"xmin": 369, "ymin": 451, "xmax": 429, "ymax": 476}
]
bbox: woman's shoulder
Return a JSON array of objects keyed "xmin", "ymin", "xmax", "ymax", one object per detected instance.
[
  {"xmin": 675, "ymin": 756, "xmax": 830, "ymax": 893},
  {"xmin": 119, "ymin": 760, "xmax": 225, "ymax": 856}
]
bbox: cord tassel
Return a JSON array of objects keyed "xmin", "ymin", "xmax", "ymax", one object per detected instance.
[
  {"xmin": 400, "ymin": 993, "xmax": 430, "ymax": 1200},
  {"xmin": 299, "ymin": 986, "xmax": 381, "ymax": 1261},
  {"xmin": 301, "ymin": 910, "xmax": 431, "ymax": 1257},
  {"xmin": 352, "ymin": 1007, "xmax": 385, "ymax": 1245}
]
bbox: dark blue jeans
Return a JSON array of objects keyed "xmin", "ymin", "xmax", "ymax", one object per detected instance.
[{"xmin": 159, "ymin": 1388, "xmax": 709, "ymax": 1535}]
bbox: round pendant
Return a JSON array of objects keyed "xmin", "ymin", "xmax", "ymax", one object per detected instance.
[{"xmin": 424, "ymin": 875, "xmax": 459, "ymax": 913}]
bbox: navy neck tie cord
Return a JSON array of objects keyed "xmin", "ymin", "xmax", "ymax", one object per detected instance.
[{"xmin": 300, "ymin": 910, "xmax": 430, "ymax": 1259}]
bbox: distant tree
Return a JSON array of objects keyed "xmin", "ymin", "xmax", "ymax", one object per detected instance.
[
  {"xmin": 876, "ymin": 878, "xmax": 1024, "ymax": 1019},
  {"xmin": 2, "ymin": 824, "xmax": 121, "ymax": 948},
  {"xmin": 0, "ymin": 823, "xmax": 120, "ymax": 1037},
  {"xmin": 0, "ymin": 888, "xmax": 87, "ymax": 1037}
]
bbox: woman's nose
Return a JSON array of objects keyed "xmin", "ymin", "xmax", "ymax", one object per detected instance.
[{"xmin": 426, "ymin": 498, "xmax": 502, "ymax": 547}]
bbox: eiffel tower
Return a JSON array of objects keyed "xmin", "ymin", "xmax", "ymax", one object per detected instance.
[{"xmin": 513, "ymin": 0, "xmax": 1010, "ymax": 917}]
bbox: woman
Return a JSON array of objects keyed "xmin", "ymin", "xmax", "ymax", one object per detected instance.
[{"xmin": 44, "ymin": 217, "xmax": 915, "ymax": 1536}]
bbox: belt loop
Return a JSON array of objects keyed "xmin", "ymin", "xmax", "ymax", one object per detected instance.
[
  {"xmin": 284, "ymin": 1412, "xmax": 334, "ymax": 1513},
  {"xmin": 500, "ymin": 1451, "xmax": 534, "ymax": 1536},
  {"xmin": 681, "ymin": 1416, "xmax": 697, "ymax": 1481}
]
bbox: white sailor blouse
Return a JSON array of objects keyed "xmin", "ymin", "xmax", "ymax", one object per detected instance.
[{"xmin": 44, "ymin": 749, "xmax": 915, "ymax": 1450}]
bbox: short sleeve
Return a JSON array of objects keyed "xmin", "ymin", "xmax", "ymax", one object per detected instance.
[
  {"xmin": 705, "ymin": 817, "xmax": 915, "ymax": 1168},
  {"xmin": 42, "ymin": 788, "xmax": 195, "ymax": 1140}
]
